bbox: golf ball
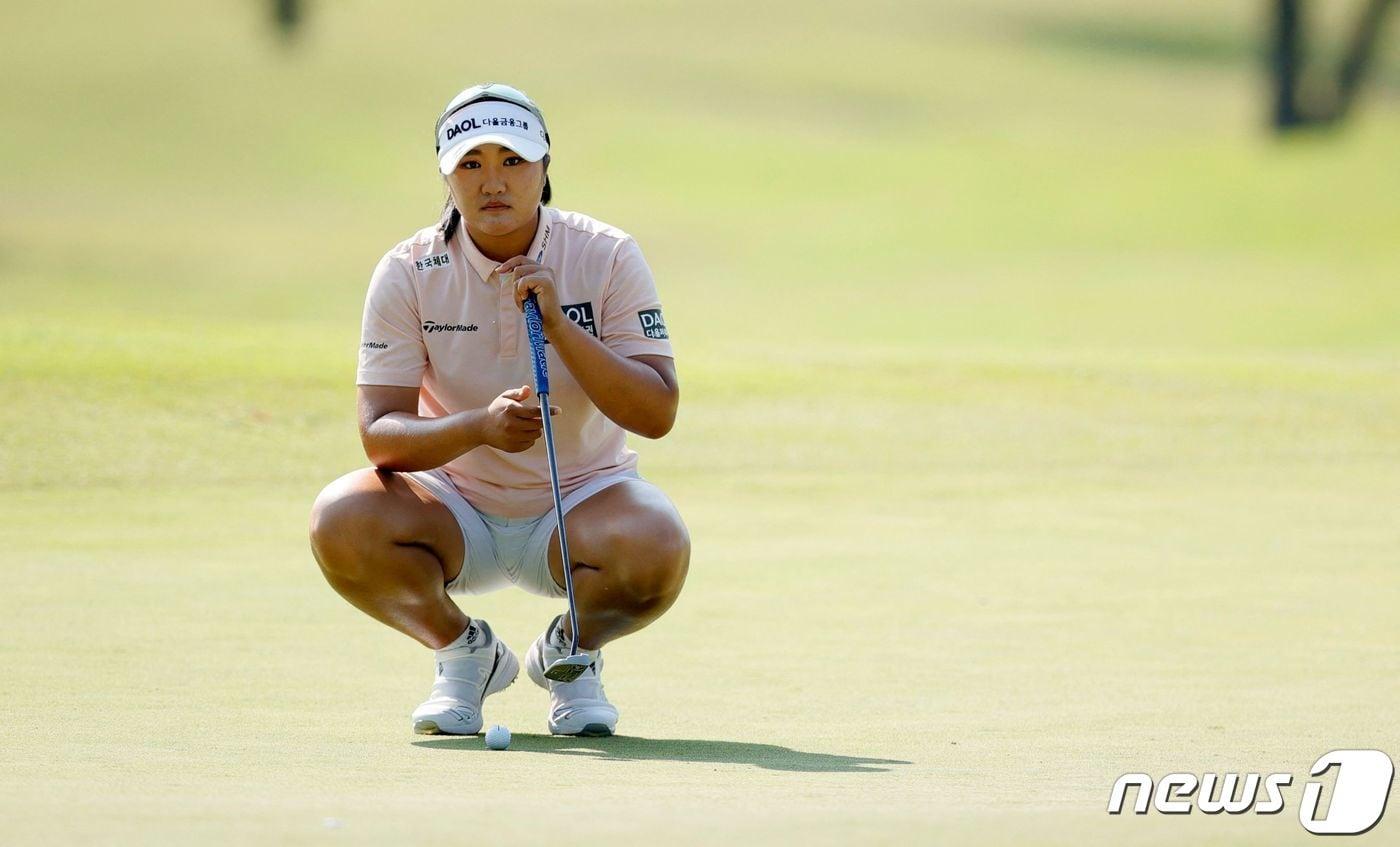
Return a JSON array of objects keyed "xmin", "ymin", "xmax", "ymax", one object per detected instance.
[{"xmin": 484, "ymin": 724, "xmax": 511, "ymax": 750}]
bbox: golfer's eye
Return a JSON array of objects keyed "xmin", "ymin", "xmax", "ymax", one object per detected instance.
[
  {"xmin": 458, "ymin": 160, "xmax": 480, "ymax": 170},
  {"xmin": 504, "ymin": 156, "xmax": 523, "ymax": 166}
]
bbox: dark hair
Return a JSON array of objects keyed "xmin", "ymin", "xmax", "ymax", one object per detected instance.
[{"xmin": 440, "ymin": 153, "xmax": 551, "ymax": 244}]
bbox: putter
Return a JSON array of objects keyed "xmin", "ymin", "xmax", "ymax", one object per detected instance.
[{"xmin": 520, "ymin": 243, "xmax": 591, "ymax": 684}]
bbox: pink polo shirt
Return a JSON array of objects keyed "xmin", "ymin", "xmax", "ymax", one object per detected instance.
[{"xmin": 356, "ymin": 206, "xmax": 674, "ymax": 517}]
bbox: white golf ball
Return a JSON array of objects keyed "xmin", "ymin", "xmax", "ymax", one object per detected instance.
[{"xmin": 484, "ymin": 724, "xmax": 511, "ymax": 750}]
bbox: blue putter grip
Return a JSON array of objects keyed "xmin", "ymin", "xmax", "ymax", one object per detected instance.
[{"xmin": 523, "ymin": 294, "xmax": 550, "ymax": 396}]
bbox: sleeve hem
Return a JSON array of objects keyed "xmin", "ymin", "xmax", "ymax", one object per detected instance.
[
  {"xmin": 609, "ymin": 342, "xmax": 675, "ymax": 359},
  {"xmin": 356, "ymin": 371, "xmax": 424, "ymax": 387}
]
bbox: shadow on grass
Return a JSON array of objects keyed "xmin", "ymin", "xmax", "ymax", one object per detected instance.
[{"xmin": 413, "ymin": 734, "xmax": 911, "ymax": 773}]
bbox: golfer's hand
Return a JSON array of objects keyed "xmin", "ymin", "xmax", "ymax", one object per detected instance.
[
  {"xmin": 480, "ymin": 385, "xmax": 560, "ymax": 453},
  {"xmin": 498, "ymin": 257, "xmax": 562, "ymax": 330}
]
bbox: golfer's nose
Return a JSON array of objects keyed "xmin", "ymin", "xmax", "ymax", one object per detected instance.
[{"xmin": 481, "ymin": 167, "xmax": 507, "ymax": 195}]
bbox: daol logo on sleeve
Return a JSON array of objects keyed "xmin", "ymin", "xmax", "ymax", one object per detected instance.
[{"xmin": 638, "ymin": 309, "xmax": 668, "ymax": 339}]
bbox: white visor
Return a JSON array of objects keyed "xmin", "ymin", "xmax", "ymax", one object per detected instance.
[{"xmin": 436, "ymin": 100, "xmax": 548, "ymax": 174}]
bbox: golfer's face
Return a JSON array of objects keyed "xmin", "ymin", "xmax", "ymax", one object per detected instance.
[{"xmin": 447, "ymin": 143, "xmax": 546, "ymax": 236}]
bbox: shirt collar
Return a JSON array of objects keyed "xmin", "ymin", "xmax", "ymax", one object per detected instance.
[{"xmin": 458, "ymin": 206, "xmax": 554, "ymax": 283}]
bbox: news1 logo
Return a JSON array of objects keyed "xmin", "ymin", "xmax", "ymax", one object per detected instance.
[{"xmin": 1107, "ymin": 750, "xmax": 1394, "ymax": 835}]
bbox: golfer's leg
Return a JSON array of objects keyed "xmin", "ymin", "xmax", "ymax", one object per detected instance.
[
  {"xmin": 546, "ymin": 480, "xmax": 690, "ymax": 650},
  {"xmin": 309, "ymin": 468, "xmax": 469, "ymax": 649}
]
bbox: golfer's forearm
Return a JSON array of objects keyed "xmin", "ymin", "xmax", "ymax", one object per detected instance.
[
  {"xmin": 545, "ymin": 317, "xmax": 676, "ymax": 438},
  {"xmin": 363, "ymin": 409, "xmax": 486, "ymax": 471}
]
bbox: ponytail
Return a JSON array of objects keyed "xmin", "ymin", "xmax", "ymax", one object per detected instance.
[{"xmin": 440, "ymin": 200, "xmax": 462, "ymax": 243}]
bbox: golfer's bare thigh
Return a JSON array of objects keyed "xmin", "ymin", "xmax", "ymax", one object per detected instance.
[{"xmin": 334, "ymin": 468, "xmax": 465, "ymax": 582}]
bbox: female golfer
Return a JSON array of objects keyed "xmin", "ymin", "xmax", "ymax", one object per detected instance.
[{"xmin": 308, "ymin": 83, "xmax": 689, "ymax": 737}]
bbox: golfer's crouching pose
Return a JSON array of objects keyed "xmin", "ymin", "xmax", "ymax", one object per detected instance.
[{"xmin": 309, "ymin": 83, "xmax": 689, "ymax": 737}]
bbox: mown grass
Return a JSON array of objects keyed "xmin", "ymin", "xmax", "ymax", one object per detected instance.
[{"xmin": 2, "ymin": 1, "xmax": 1397, "ymax": 844}]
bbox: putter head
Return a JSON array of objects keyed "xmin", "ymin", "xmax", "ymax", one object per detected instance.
[{"xmin": 544, "ymin": 653, "xmax": 591, "ymax": 682}]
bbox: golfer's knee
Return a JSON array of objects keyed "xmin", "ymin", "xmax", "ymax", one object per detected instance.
[
  {"xmin": 609, "ymin": 519, "xmax": 690, "ymax": 611},
  {"xmin": 309, "ymin": 472, "xmax": 390, "ymax": 577}
]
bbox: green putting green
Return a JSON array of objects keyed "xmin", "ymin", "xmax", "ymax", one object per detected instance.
[{"xmin": 2, "ymin": 1, "xmax": 1397, "ymax": 843}]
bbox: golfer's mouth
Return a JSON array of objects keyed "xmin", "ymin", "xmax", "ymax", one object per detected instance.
[{"xmin": 481, "ymin": 202, "xmax": 510, "ymax": 210}]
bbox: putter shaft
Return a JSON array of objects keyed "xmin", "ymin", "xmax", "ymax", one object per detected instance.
[{"xmin": 536, "ymin": 386, "xmax": 578, "ymax": 657}]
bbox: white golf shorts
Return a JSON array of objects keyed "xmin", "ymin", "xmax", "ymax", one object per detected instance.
[{"xmin": 402, "ymin": 467, "xmax": 643, "ymax": 599}]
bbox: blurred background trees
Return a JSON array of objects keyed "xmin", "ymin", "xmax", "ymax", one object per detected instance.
[
  {"xmin": 269, "ymin": 1, "xmax": 1395, "ymax": 134},
  {"xmin": 273, "ymin": 0, "xmax": 300, "ymax": 41},
  {"xmin": 1271, "ymin": 0, "xmax": 1397, "ymax": 130}
]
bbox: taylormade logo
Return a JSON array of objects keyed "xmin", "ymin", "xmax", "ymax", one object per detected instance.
[
  {"xmin": 422, "ymin": 321, "xmax": 478, "ymax": 333},
  {"xmin": 1108, "ymin": 749, "xmax": 1394, "ymax": 835}
]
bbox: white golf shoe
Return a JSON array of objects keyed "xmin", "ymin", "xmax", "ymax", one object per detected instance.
[
  {"xmin": 412, "ymin": 619, "xmax": 518, "ymax": 735},
  {"xmin": 525, "ymin": 615, "xmax": 618, "ymax": 737}
]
